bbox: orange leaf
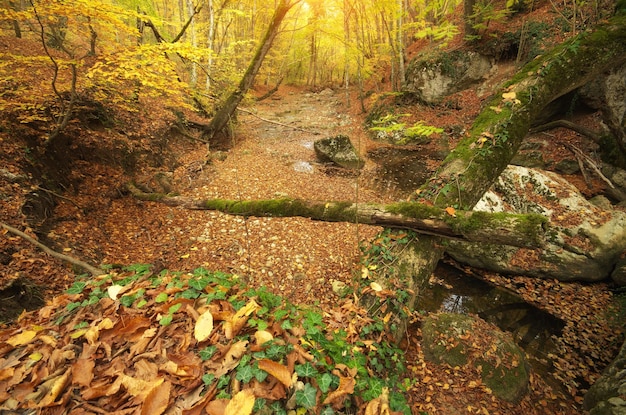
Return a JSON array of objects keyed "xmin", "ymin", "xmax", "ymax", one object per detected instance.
[
  {"xmin": 445, "ymin": 206, "xmax": 456, "ymax": 217},
  {"xmin": 323, "ymin": 374, "xmax": 355, "ymax": 406},
  {"xmin": 258, "ymin": 359, "xmax": 293, "ymax": 388},
  {"xmin": 141, "ymin": 380, "xmax": 171, "ymax": 415},
  {"xmin": 72, "ymin": 358, "xmax": 95, "ymax": 387}
]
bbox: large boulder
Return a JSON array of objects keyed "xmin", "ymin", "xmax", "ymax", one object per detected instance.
[
  {"xmin": 584, "ymin": 339, "xmax": 626, "ymax": 415},
  {"xmin": 421, "ymin": 312, "xmax": 530, "ymax": 403},
  {"xmin": 313, "ymin": 135, "xmax": 364, "ymax": 169},
  {"xmin": 403, "ymin": 50, "xmax": 493, "ymax": 104},
  {"xmin": 444, "ymin": 165, "xmax": 626, "ymax": 284}
]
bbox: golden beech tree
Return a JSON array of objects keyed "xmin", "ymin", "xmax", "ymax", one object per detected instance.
[{"xmin": 0, "ymin": 0, "xmax": 202, "ymax": 146}]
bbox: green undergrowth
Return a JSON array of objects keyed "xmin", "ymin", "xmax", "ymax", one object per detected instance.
[{"xmin": 58, "ymin": 264, "xmax": 412, "ymax": 414}]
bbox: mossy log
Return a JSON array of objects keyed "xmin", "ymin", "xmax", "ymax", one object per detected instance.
[{"xmin": 125, "ymin": 183, "xmax": 548, "ymax": 248}]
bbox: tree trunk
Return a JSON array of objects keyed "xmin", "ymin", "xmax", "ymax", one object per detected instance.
[
  {"xmin": 124, "ymin": 184, "xmax": 548, "ymax": 248},
  {"xmin": 378, "ymin": 12, "xmax": 626, "ymax": 339},
  {"xmin": 205, "ymin": 0, "xmax": 299, "ymax": 144}
]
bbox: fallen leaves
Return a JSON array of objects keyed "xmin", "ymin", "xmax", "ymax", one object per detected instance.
[{"xmin": 194, "ymin": 309, "xmax": 215, "ymax": 342}]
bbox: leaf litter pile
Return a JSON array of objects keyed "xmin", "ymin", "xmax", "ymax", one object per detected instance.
[{"xmin": 0, "ymin": 265, "xmax": 411, "ymax": 414}]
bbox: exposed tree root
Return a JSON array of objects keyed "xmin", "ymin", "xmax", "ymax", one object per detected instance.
[{"xmin": 0, "ymin": 222, "xmax": 104, "ymax": 276}]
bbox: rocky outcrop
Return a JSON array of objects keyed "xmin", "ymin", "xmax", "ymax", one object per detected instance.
[
  {"xmin": 444, "ymin": 166, "xmax": 626, "ymax": 284},
  {"xmin": 584, "ymin": 339, "xmax": 626, "ymax": 415},
  {"xmin": 313, "ymin": 135, "xmax": 364, "ymax": 169},
  {"xmin": 421, "ymin": 312, "xmax": 530, "ymax": 402},
  {"xmin": 403, "ymin": 50, "xmax": 493, "ymax": 104},
  {"xmin": 581, "ymin": 63, "xmax": 626, "ymax": 152}
]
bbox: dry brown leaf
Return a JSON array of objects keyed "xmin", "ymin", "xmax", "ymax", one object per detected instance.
[
  {"xmin": 120, "ymin": 374, "xmax": 164, "ymax": 399},
  {"xmin": 258, "ymin": 359, "xmax": 293, "ymax": 388},
  {"xmin": 224, "ymin": 389, "xmax": 255, "ymax": 415},
  {"xmin": 365, "ymin": 388, "xmax": 391, "ymax": 415},
  {"xmin": 224, "ymin": 299, "xmax": 260, "ymax": 339},
  {"xmin": 39, "ymin": 367, "xmax": 71, "ymax": 407},
  {"xmin": 214, "ymin": 340, "xmax": 249, "ymax": 377},
  {"xmin": 141, "ymin": 380, "xmax": 171, "ymax": 415},
  {"xmin": 323, "ymin": 374, "xmax": 355, "ymax": 407},
  {"xmin": 71, "ymin": 358, "xmax": 94, "ymax": 387},
  {"xmin": 205, "ymin": 398, "xmax": 228, "ymax": 415},
  {"xmin": 194, "ymin": 309, "xmax": 214, "ymax": 342}
]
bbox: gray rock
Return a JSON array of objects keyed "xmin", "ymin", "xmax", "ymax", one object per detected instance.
[
  {"xmin": 403, "ymin": 50, "xmax": 492, "ymax": 104},
  {"xmin": 445, "ymin": 166, "xmax": 626, "ymax": 282},
  {"xmin": 584, "ymin": 340, "xmax": 626, "ymax": 414},
  {"xmin": 313, "ymin": 135, "xmax": 364, "ymax": 169}
]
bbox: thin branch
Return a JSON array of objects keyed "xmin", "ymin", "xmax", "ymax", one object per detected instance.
[
  {"xmin": 1, "ymin": 222, "xmax": 104, "ymax": 276},
  {"xmin": 530, "ymin": 119, "xmax": 602, "ymax": 143},
  {"xmin": 35, "ymin": 186, "xmax": 82, "ymax": 210}
]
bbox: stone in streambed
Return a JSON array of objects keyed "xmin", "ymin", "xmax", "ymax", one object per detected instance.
[
  {"xmin": 313, "ymin": 135, "xmax": 364, "ymax": 170},
  {"xmin": 421, "ymin": 312, "xmax": 530, "ymax": 403}
]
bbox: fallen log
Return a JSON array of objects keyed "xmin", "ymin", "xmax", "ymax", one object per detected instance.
[{"xmin": 125, "ymin": 183, "xmax": 548, "ymax": 249}]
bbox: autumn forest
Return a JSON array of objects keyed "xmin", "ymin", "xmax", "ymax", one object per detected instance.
[{"xmin": 1, "ymin": 0, "xmax": 626, "ymax": 414}]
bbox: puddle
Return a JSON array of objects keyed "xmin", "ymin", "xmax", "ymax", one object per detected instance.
[
  {"xmin": 422, "ymin": 262, "xmax": 566, "ymax": 383},
  {"xmin": 293, "ymin": 160, "xmax": 314, "ymax": 173},
  {"xmin": 367, "ymin": 147, "xmax": 444, "ymax": 194}
]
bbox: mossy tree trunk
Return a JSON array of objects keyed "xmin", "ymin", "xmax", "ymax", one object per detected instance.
[{"xmin": 379, "ymin": 12, "xmax": 626, "ymax": 339}]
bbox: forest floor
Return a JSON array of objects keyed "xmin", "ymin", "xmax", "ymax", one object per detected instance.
[{"xmin": 0, "ymin": 81, "xmax": 623, "ymax": 414}]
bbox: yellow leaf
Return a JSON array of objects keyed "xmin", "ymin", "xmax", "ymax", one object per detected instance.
[
  {"xmin": 370, "ymin": 282, "xmax": 383, "ymax": 292},
  {"xmin": 258, "ymin": 359, "xmax": 293, "ymax": 388},
  {"xmin": 225, "ymin": 389, "xmax": 255, "ymax": 415},
  {"xmin": 502, "ymin": 91, "xmax": 516, "ymax": 100},
  {"xmin": 98, "ymin": 318, "xmax": 114, "ymax": 330},
  {"xmin": 29, "ymin": 351, "xmax": 43, "ymax": 362},
  {"xmin": 254, "ymin": 330, "xmax": 274, "ymax": 345},
  {"xmin": 180, "ymin": 253, "xmax": 190, "ymax": 259},
  {"xmin": 194, "ymin": 309, "xmax": 214, "ymax": 342},
  {"xmin": 361, "ymin": 267, "xmax": 369, "ymax": 279},
  {"xmin": 84, "ymin": 326, "xmax": 100, "ymax": 345},
  {"xmin": 70, "ymin": 328, "xmax": 88, "ymax": 339},
  {"xmin": 107, "ymin": 284, "xmax": 124, "ymax": 300},
  {"xmin": 6, "ymin": 330, "xmax": 36, "ymax": 346},
  {"xmin": 225, "ymin": 299, "xmax": 260, "ymax": 339}
]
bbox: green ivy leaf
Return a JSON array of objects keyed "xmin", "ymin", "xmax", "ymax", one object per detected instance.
[
  {"xmin": 66, "ymin": 281, "xmax": 87, "ymax": 294},
  {"xmin": 318, "ymin": 373, "xmax": 333, "ymax": 393},
  {"xmin": 236, "ymin": 363, "xmax": 255, "ymax": 383},
  {"xmin": 199, "ymin": 345, "xmax": 217, "ymax": 361},
  {"xmin": 295, "ymin": 383, "xmax": 318, "ymax": 409},
  {"xmin": 296, "ymin": 362, "xmax": 318, "ymax": 378},
  {"xmin": 155, "ymin": 292, "xmax": 168, "ymax": 303}
]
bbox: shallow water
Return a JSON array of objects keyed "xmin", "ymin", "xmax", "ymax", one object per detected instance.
[{"xmin": 423, "ymin": 262, "xmax": 566, "ymax": 385}]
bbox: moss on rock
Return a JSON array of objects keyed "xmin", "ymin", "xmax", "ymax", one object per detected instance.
[{"xmin": 421, "ymin": 312, "xmax": 530, "ymax": 402}]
